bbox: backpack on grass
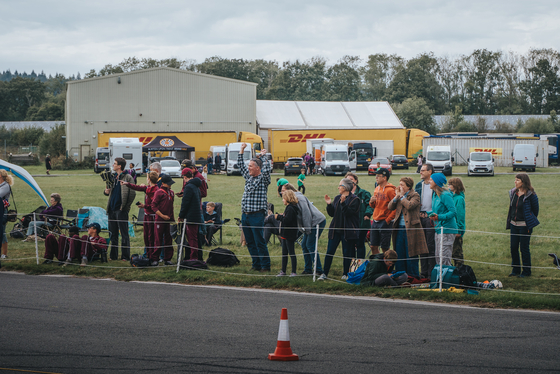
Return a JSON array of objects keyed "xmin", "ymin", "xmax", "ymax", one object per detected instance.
[
  {"xmin": 456, "ymin": 264, "xmax": 477, "ymax": 289},
  {"xmin": 430, "ymin": 265, "xmax": 461, "ymax": 289},
  {"xmin": 130, "ymin": 254, "xmax": 151, "ymax": 268},
  {"xmin": 10, "ymin": 222, "xmax": 25, "ymax": 239},
  {"xmin": 180, "ymin": 259, "xmax": 208, "ymax": 270},
  {"xmin": 206, "ymin": 247, "xmax": 240, "ymax": 267}
]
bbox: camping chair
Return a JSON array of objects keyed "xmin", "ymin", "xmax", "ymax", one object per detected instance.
[
  {"xmin": 202, "ymin": 202, "xmax": 230, "ymax": 245},
  {"xmin": 132, "ymin": 208, "xmax": 145, "ymax": 226},
  {"xmin": 58, "ymin": 210, "xmax": 79, "ymax": 234},
  {"xmin": 77, "ymin": 208, "xmax": 90, "ymax": 232}
]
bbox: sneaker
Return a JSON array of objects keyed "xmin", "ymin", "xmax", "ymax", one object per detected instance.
[
  {"xmin": 290, "ymin": 273, "xmax": 297, "ymax": 277},
  {"xmin": 150, "ymin": 261, "xmax": 159, "ymax": 266},
  {"xmin": 42, "ymin": 259, "xmax": 53, "ymax": 264},
  {"xmin": 164, "ymin": 261, "xmax": 174, "ymax": 266},
  {"xmin": 259, "ymin": 268, "xmax": 271, "ymax": 273},
  {"xmin": 81, "ymin": 258, "xmax": 88, "ymax": 267},
  {"xmin": 58, "ymin": 261, "xmax": 65, "ymax": 266},
  {"xmin": 0, "ymin": 254, "xmax": 7, "ymax": 259},
  {"xmin": 301, "ymin": 270, "xmax": 313, "ymax": 275},
  {"xmin": 277, "ymin": 271, "xmax": 286, "ymax": 277},
  {"xmin": 341, "ymin": 275, "xmax": 348, "ymax": 281},
  {"xmin": 62, "ymin": 259, "xmax": 73, "ymax": 267},
  {"xmin": 158, "ymin": 259, "xmax": 163, "ymax": 263},
  {"xmin": 318, "ymin": 274, "xmax": 327, "ymax": 281},
  {"xmin": 508, "ymin": 273, "xmax": 520, "ymax": 277}
]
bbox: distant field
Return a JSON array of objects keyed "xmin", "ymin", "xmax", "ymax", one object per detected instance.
[{"xmin": 3, "ymin": 165, "xmax": 560, "ymax": 310}]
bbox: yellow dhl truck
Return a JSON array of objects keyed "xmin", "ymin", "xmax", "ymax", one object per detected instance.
[
  {"xmin": 97, "ymin": 131, "xmax": 263, "ymax": 161},
  {"xmin": 265, "ymin": 128, "xmax": 428, "ymax": 163}
]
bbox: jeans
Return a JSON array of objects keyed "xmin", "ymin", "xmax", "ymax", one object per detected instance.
[
  {"xmin": 356, "ymin": 225, "xmax": 368, "ymax": 259},
  {"xmin": 207, "ymin": 163, "xmax": 213, "ymax": 174},
  {"xmin": 301, "ymin": 219, "xmax": 326, "ymax": 273},
  {"xmin": 323, "ymin": 231, "xmax": 356, "ymax": 276},
  {"xmin": 108, "ymin": 210, "xmax": 130, "ymax": 260},
  {"xmin": 419, "ymin": 216, "xmax": 436, "ymax": 279},
  {"xmin": 27, "ymin": 221, "xmax": 53, "ymax": 236},
  {"xmin": 394, "ymin": 225, "xmax": 419, "ymax": 277},
  {"xmin": 510, "ymin": 225, "xmax": 532, "ymax": 276},
  {"xmin": 241, "ymin": 211, "xmax": 270, "ymax": 270}
]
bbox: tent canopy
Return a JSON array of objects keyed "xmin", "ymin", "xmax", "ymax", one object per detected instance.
[
  {"xmin": 0, "ymin": 159, "xmax": 49, "ymax": 205},
  {"xmin": 142, "ymin": 136, "xmax": 195, "ymax": 152}
]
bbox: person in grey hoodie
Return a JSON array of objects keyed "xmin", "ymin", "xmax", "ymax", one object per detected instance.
[{"xmin": 282, "ymin": 183, "xmax": 326, "ymax": 275}]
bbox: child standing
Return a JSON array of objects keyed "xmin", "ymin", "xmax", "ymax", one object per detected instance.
[
  {"xmin": 202, "ymin": 165, "xmax": 208, "ymax": 182},
  {"xmin": 297, "ymin": 169, "xmax": 306, "ymax": 195},
  {"xmin": 275, "ymin": 189, "xmax": 299, "ymax": 277}
]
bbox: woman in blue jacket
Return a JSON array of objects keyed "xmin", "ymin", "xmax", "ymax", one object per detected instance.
[
  {"xmin": 427, "ymin": 173, "xmax": 457, "ymax": 267},
  {"xmin": 506, "ymin": 174, "xmax": 539, "ymax": 277}
]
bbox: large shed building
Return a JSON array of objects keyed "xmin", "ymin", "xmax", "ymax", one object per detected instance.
[{"xmin": 65, "ymin": 67, "xmax": 257, "ymax": 161}]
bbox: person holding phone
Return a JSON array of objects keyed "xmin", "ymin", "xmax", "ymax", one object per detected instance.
[{"xmin": 427, "ymin": 173, "xmax": 457, "ymax": 267}]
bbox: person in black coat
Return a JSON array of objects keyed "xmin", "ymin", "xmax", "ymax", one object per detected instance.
[
  {"xmin": 319, "ymin": 178, "xmax": 361, "ymax": 280},
  {"xmin": 214, "ymin": 154, "xmax": 222, "ymax": 174},
  {"xmin": 275, "ymin": 189, "xmax": 300, "ymax": 276},
  {"xmin": 178, "ymin": 170, "xmax": 202, "ymax": 260},
  {"xmin": 45, "ymin": 154, "xmax": 52, "ymax": 175}
]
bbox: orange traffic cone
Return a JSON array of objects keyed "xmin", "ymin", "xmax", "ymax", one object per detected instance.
[{"xmin": 268, "ymin": 308, "xmax": 299, "ymax": 361}]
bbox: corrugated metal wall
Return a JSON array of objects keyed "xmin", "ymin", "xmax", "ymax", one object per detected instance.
[
  {"xmin": 423, "ymin": 137, "xmax": 549, "ymax": 167},
  {"xmin": 66, "ymin": 68, "xmax": 257, "ymax": 160}
]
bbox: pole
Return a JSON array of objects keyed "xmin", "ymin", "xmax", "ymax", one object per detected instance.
[
  {"xmin": 313, "ymin": 224, "xmax": 319, "ymax": 282},
  {"xmin": 176, "ymin": 221, "xmax": 186, "ymax": 273},
  {"xmin": 33, "ymin": 213, "xmax": 39, "ymax": 265},
  {"xmin": 438, "ymin": 226, "xmax": 443, "ymax": 292}
]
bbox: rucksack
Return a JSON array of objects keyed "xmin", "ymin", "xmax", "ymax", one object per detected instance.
[
  {"xmin": 10, "ymin": 222, "xmax": 25, "ymax": 239},
  {"xmin": 430, "ymin": 265, "xmax": 461, "ymax": 289},
  {"xmin": 180, "ymin": 259, "xmax": 208, "ymax": 270},
  {"xmin": 456, "ymin": 264, "xmax": 477, "ymax": 289},
  {"xmin": 206, "ymin": 247, "xmax": 240, "ymax": 267},
  {"xmin": 130, "ymin": 254, "xmax": 151, "ymax": 268}
]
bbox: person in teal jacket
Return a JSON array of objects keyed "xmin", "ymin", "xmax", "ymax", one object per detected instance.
[
  {"xmin": 427, "ymin": 173, "xmax": 457, "ymax": 266},
  {"xmin": 448, "ymin": 178, "xmax": 465, "ymax": 267}
]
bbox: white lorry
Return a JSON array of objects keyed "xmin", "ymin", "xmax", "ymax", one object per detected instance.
[
  {"xmin": 320, "ymin": 144, "xmax": 356, "ymax": 176},
  {"xmin": 225, "ymin": 142, "xmax": 253, "ymax": 176},
  {"xmin": 425, "ymin": 145, "xmax": 453, "ymax": 176},
  {"xmin": 108, "ymin": 138, "xmax": 143, "ymax": 175},
  {"xmin": 512, "ymin": 144, "xmax": 538, "ymax": 172}
]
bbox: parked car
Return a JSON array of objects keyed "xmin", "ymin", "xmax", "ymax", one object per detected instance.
[
  {"xmin": 94, "ymin": 147, "xmax": 110, "ymax": 174},
  {"xmin": 467, "ymin": 152, "xmax": 494, "ymax": 176},
  {"xmin": 284, "ymin": 157, "xmax": 305, "ymax": 176},
  {"xmin": 368, "ymin": 157, "xmax": 392, "ymax": 176},
  {"xmin": 160, "ymin": 159, "xmax": 182, "ymax": 178},
  {"xmin": 389, "ymin": 154, "xmax": 409, "ymax": 169}
]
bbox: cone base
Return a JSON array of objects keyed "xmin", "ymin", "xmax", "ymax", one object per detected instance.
[{"xmin": 268, "ymin": 353, "xmax": 299, "ymax": 361}]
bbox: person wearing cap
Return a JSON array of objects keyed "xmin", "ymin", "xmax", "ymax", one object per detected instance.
[
  {"xmin": 179, "ymin": 159, "xmax": 207, "ymax": 199},
  {"xmin": 121, "ymin": 171, "xmax": 159, "ymax": 259},
  {"xmin": 369, "ymin": 168, "xmax": 396, "ymax": 255},
  {"xmin": 319, "ymin": 178, "xmax": 360, "ymax": 281},
  {"xmin": 415, "ymin": 163, "xmax": 437, "ymax": 279},
  {"xmin": 427, "ymin": 173, "xmax": 457, "ymax": 267},
  {"xmin": 79, "ymin": 223, "xmax": 108, "ymax": 266},
  {"xmin": 178, "ymin": 169, "xmax": 203, "ymax": 261},
  {"xmin": 239, "ymin": 143, "xmax": 272, "ymax": 272},
  {"xmin": 103, "ymin": 157, "xmax": 136, "ymax": 261},
  {"xmin": 42, "ymin": 226, "xmax": 80, "ymax": 265},
  {"xmin": 151, "ymin": 174, "xmax": 176, "ymax": 266}
]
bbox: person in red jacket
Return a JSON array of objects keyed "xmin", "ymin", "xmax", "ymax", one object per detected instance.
[
  {"xmin": 369, "ymin": 168, "xmax": 396, "ymax": 255},
  {"xmin": 122, "ymin": 171, "xmax": 159, "ymax": 259},
  {"xmin": 80, "ymin": 223, "xmax": 108, "ymax": 267},
  {"xmin": 151, "ymin": 174, "xmax": 175, "ymax": 266},
  {"xmin": 179, "ymin": 159, "xmax": 207, "ymax": 199}
]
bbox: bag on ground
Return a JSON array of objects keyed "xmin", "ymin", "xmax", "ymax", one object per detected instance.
[
  {"xmin": 347, "ymin": 260, "xmax": 369, "ymax": 285},
  {"xmin": 180, "ymin": 259, "xmax": 208, "ymax": 270},
  {"xmin": 456, "ymin": 264, "xmax": 477, "ymax": 289},
  {"xmin": 206, "ymin": 247, "xmax": 240, "ymax": 267},
  {"xmin": 10, "ymin": 222, "xmax": 25, "ymax": 239},
  {"xmin": 130, "ymin": 254, "xmax": 151, "ymax": 268},
  {"xmin": 430, "ymin": 265, "xmax": 461, "ymax": 289}
]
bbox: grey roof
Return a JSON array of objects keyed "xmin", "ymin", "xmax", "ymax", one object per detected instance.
[
  {"xmin": 434, "ymin": 115, "xmax": 549, "ymax": 130},
  {"xmin": 0, "ymin": 121, "xmax": 64, "ymax": 131}
]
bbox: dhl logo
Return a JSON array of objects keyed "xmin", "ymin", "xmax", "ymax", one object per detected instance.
[
  {"xmin": 470, "ymin": 147, "xmax": 502, "ymax": 156},
  {"xmin": 139, "ymin": 137, "xmax": 154, "ymax": 145},
  {"xmin": 280, "ymin": 133, "xmax": 326, "ymax": 143}
]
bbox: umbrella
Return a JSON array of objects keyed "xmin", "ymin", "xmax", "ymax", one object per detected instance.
[{"xmin": 0, "ymin": 159, "xmax": 49, "ymax": 205}]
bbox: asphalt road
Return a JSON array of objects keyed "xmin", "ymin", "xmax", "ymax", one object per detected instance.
[{"xmin": 0, "ymin": 272, "xmax": 559, "ymax": 374}]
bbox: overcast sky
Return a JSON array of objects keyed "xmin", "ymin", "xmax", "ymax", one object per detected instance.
[{"xmin": 2, "ymin": 0, "xmax": 559, "ymax": 77}]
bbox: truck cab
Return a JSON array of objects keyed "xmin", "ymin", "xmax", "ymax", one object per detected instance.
[
  {"xmin": 320, "ymin": 144, "xmax": 356, "ymax": 176},
  {"xmin": 352, "ymin": 142, "xmax": 374, "ymax": 171},
  {"xmin": 425, "ymin": 145, "xmax": 453, "ymax": 176}
]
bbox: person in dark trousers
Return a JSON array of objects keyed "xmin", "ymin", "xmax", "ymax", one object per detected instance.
[
  {"xmin": 297, "ymin": 169, "xmax": 306, "ymax": 194},
  {"xmin": 43, "ymin": 226, "xmax": 80, "ymax": 264},
  {"xmin": 275, "ymin": 189, "xmax": 300, "ymax": 277},
  {"xmin": 45, "ymin": 154, "xmax": 51, "ymax": 175},
  {"xmin": 214, "ymin": 153, "xmax": 222, "ymax": 174},
  {"xmin": 206, "ymin": 152, "xmax": 213, "ymax": 175},
  {"xmin": 506, "ymin": 173, "xmax": 539, "ymax": 278},
  {"xmin": 79, "ymin": 223, "xmax": 108, "ymax": 267},
  {"xmin": 345, "ymin": 172, "xmax": 373, "ymax": 260},
  {"xmin": 151, "ymin": 174, "xmax": 175, "ymax": 266},
  {"xmin": 415, "ymin": 163, "xmax": 436, "ymax": 279},
  {"xmin": 178, "ymin": 169, "xmax": 203, "ymax": 261},
  {"xmin": 104, "ymin": 157, "xmax": 136, "ymax": 261}
]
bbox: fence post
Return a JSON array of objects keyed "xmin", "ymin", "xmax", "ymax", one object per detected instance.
[
  {"xmin": 313, "ymin": 224, "xmax": 319, "ymax": 282},
  {"xmin": 33, "ymin": 213, "xmax": 39, "ymax": 265},
  {"xmin": 176, "ymin": 221, "xmax": 186, "ymax": 273},
  {"xmin": 438, "ymin": 226, "xmax": 443, "ymax": 292}
]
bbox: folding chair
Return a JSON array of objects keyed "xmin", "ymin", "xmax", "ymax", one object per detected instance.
[
  {"xmin": 132, "ymin": 208, "xmax": 145, "ymax": 226},
  {"xmin": 59, "ymin": 210, "xmax": 79, "ymax": 233},
  {"xmin": 77, "ymin": 209, "xmax": 90, "ymax": 232},
  {"xmin": 202, "ymin": 202, "xmax": 230, "ymax": 245}
]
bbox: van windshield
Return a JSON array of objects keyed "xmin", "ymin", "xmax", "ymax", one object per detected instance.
[
  {"xmin": 98, "ymin": 152, "xmax": 109, "ymax": 161},
  {"xmin": 427, "ymin": 151, "xmax": 450, "ymax": 161},
  {"xmin": 230, "ymin": 150, "xmax": 251, "ymax": 161},
  {"xmin": 326, "ymin": 152, "xmax": 348, "ymax": 161},
  {"xmin": 471, "ymin": 153, "xmax": 491, "ymax": 161}
]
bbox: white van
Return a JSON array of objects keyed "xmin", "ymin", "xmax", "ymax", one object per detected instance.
[
  {"xmin": 320, "ymin": 144, "xmax": 356, "ymax": 176},
  {"xmin": 467, "ymin": 151, "xmax": 494, "ymax": 176},
  {"xmin": 109, "ymin": 138, "xmax": 143, "ymax": 176},
  {"xmin": 512, "ymin": 144, "xmax": 538, "ymax": 172},
  {"xmin": 94, "ymin": 147, "xmax": 110, "ymax": 174},
  {"xmin": 226, "ymin": 142, "xmax": 252, "ymax": 176},
  {"xmin": 209, "ymin": 145, "xmax": 226, "ymax": 172},
  {"xmin": 425, "ymin": 145, "xmax": 453, "ymax": 176}
]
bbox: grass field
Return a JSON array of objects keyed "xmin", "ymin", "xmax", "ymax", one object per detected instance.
[{"xmin": 3, "ymin": 164, "xmax": 560, "ymax": 311}]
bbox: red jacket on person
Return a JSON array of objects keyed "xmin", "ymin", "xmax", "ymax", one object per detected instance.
[
  {"xmin": 127, "ymin": 184, "xmax": 159, "ymax": 214},
  {"xmin": 152, "ymin": 186, "xmax": 175, "ymax": 222}
]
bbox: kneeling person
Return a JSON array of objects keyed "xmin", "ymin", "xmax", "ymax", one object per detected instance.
[
  {"xmin": 360, "ymin": 249, "xmax": 408, "ymax": 287},
  {"xmin": 80, "ymin": 223, "xmax": 108, "ymax": 266}
]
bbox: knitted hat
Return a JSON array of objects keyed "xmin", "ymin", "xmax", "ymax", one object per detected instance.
[{"xmin": 431, "ymin": 173, "xmax": 447, "ymax": 187}]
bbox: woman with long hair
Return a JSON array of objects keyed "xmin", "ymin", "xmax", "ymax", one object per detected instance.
[
  {"xmin": 0, "ymin": 170, "xmax": 14, "ymax": 259},
  {"xmin": 506, "ymin": 173, "xmax": 539, "ymax": 277}
]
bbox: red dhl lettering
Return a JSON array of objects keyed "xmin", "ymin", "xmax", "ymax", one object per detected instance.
[
  {"xmin": 285, "ymin": 133, "xmax": 326, "ymax": 143},
  {"xmin": 139, "ymin": 137, "xmax": 153, "ymax": 145},
  {"xmin": 472, "ymin": 148, "xmax": 501, "ymax": 155}
]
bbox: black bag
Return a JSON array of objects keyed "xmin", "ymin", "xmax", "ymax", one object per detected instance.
[
  {"xmin": 456, "ymin": 264, "xmax": 477, "ymax": 289},
  {"xmin": 206, "ymin": 247, "xmax": 240, "ymax": 267},
  {"xmin": 179, "ymin": 259, "xmax": 208, "ymax": 270},
  {"xmin": 10, "ymin": 222, "xmax": 25, "ymax": 239},
  {"xmin": 130, "ymin": 254, "xmax": 151, "ymax": 268}
]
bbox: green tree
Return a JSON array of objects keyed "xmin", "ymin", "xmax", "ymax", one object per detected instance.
[
  {"xmin": 462, "ymin": 49, "xmax": 502, "ymax": 115},
  {"xmin": 4, "ymin": 77, "xmax": 45, "ymax": 120},
  {"xmin": 518, "ymin": 117, "xmax": 554, "ymax": 133},
  {"xmin": 440, "ymin": 106, "xmax": 474, "ymax": 132},
  {"xmin": 11, "ymin": 126, "xmax": 45, "ymax": 146},
  {"xmin": 391, "ymin": 97, "xmax": 437, "ymax": 134},
  {"xmin": 39, "ymin": 123, "xmax": 66, "ymax": 157},
  {"xmin": 362, "ymin": 53, "xmax": 403, "ymax": 101},
  {"xmin": 323, "ymin": 56, "xmax": 362, "ymax": 101},
  {"xmin": 519, "ymin": 59, "xmax": 560, "ymax": 114},
  {"xmin": 266, "ymin": 57, "xmax": 327, "ymax": 101},
  {"xmin": 25, "ymin": 102, "xmax": 64, "ymax": 121}
]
